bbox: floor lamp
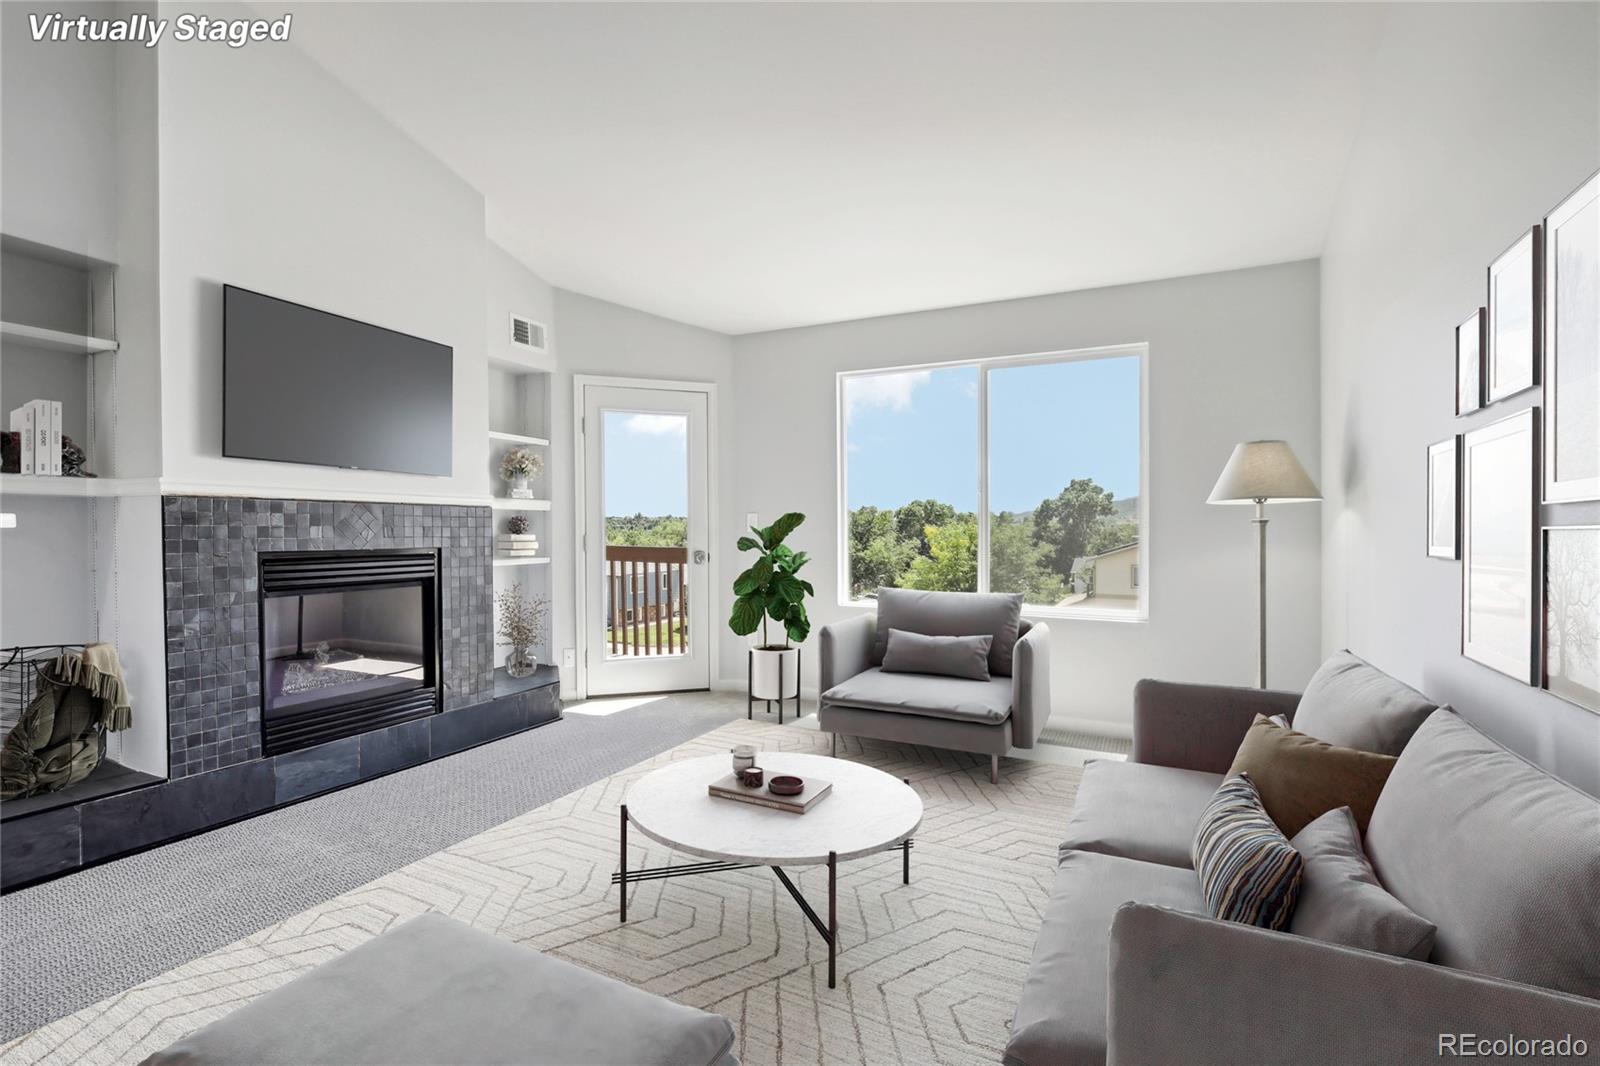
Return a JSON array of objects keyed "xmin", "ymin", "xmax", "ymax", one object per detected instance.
[{"xmin": 1207, "ymin": 441, "xmax": 1321, "ymax": 689}]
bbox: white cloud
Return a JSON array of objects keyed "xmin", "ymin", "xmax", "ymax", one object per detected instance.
[
  {"xmin": 844, "ymin": 371, "xmax": 932, "ymax": 423},
  {"xmin": 623, "ymin": 413, "xmax": 687, "ymax": 437}
]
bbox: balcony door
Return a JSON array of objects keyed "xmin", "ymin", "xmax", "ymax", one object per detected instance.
[{"xmin": 579, "ymin": 380, "xmax": 712, "ymax": 695}]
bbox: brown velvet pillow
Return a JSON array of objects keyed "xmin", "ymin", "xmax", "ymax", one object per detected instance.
[{"xmin": 1227, "ymin": 715, "xmax": 1397, "ymax": 838}]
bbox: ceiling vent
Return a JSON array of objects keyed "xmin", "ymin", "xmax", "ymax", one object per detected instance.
[{"xmin": 509, "ymin": 314, "xmax": 548, "ymax": 353}]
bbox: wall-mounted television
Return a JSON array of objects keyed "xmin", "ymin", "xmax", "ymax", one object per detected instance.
[{"xmin": 223, "ymin": 285, "xmax": 453, "ymax": 476}]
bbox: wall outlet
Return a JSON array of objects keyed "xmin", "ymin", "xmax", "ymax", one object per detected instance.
[{"xmin": 562, "ymin": 648, "xmax": 576, "ymax": 669}]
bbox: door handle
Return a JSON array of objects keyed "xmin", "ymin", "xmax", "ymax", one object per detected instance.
[{"xmin": 693, "ymin": 550, "xmax": 708, "ymax": 564}]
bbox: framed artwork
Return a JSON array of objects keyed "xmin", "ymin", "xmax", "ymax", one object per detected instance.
[
  {"xmin": 1543, "ymin": 171, "xmax": 1600, "ymax": 502},
  {"xmin": 1427, "ymin": 437, "xmax": 1461, "ymax": 559},
  {"xmin": 1461, "ymin": 408, "xmax": 1539, "ymax": 683},
  {"xmin": 1456, "ymin": 308, "xmax": 1484, "ymax": 415},
  {"xmin": 1543, "ymin": 526, "xmax": 1599, "ymax": 713},
  {"xmin": 1486, "ymin": 226, "xmax": 1542, "ymax": 404}
]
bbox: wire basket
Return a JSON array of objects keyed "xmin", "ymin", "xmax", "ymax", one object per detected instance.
[{"xmin": 0, "ymin": 645, "xmax": 85, "ymax": 739}]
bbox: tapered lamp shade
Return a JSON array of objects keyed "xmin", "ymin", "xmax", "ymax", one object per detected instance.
[{"xmin": 1207, "ymin": 441, "xmax": 1321, "ymax": 505}]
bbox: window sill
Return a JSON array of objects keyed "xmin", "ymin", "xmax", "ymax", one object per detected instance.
[{"xmin": 836, "ymin": 597, "xmax": 1147, "ymax": 624}]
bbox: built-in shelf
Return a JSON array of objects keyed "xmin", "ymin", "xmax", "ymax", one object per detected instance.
[
  {"xmin": 487, "ymin": 430, "xmax": 550, "ymax": 447},
  {"xmin": 0, "ymin": 474, "xmax": 161, "ymax": 498},
  {"xmin": 493, "ymin": 556, "xmax": 550, "ymax": 567},
  {"xmin": 488, "ymin": 497, "xmax": 552, "ymax": 511},
  {"xmin": 0, "ymin": 321, "xmax": 118, "ymax": 354}
]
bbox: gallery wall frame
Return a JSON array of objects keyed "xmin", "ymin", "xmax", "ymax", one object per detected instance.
[
  {"xmin": 1427, "ymin": 435, "xmax": 1461, "ymax": 560},
  {"xmin": 1542, "ymin": 170, "xmax": 1600, "ymax": 503},
  {"xmin": 1486, "ymin": 226, "xmax": 1543, "ymax": 405},
  {"xmin": 1456, "ymin": 308, "xmax": 1485, "ymax": 416},
  {"xmin": 1461, "ymin": 407, "xmax": 1540, "ymax": 684},
  {"xmin": 1542, "ymin": 525, "xmax": 1599, "ymax": 714}
]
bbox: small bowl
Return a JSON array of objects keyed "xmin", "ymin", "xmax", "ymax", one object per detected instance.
[
  {"xmin": 768, "ymin": 775, "xmax": 804, "ymax": 797},
  {"xmin": 738, "ymin": 767, "xmax": 765, "ymax": 788}
]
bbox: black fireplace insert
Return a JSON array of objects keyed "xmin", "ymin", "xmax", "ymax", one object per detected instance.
[{"xmin": 258, "ymin": 549, "xmax": 442, "ymax": 756}]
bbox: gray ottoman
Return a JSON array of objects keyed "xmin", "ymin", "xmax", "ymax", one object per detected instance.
[{"xmin": 142, "ymin": 912, "xmax": 738, "ymax": 1065}]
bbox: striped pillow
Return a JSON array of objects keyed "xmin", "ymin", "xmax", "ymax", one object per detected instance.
[{"xmin": 1192, "ymin": 772, "xmax": 1304, "ymax": 930}]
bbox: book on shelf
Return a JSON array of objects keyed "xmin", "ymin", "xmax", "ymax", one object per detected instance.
[
  {"xmin": 9, "ymin": 405, "xmax": 35, "ymax": 474},
  {"xmin": 497, "ymin": 533, "xmax": 539, "ymax": 543},
  {"xmin": 498, "ymin": 550, "xmax": 543, "ymax": 558},
  {"xmin": 45, "ymin": 400, "xmax": 61, "ymax": 476},
  {"xmin": 28, "ymin": 400, "xmax": 51, "ymax": 475}
]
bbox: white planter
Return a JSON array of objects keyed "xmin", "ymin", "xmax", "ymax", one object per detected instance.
[{"xmin": 749, "ymin": 646, "xmax": 799, "ymax": 700}]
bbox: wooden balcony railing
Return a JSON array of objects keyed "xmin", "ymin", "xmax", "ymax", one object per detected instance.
[{"xmin": 605, "ymin": 545, "xmax": 689, "ymax": 656}]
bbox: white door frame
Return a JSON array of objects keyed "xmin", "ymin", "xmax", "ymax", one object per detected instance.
[{"xmin": 571, "ymin": 374, "xmax": 720, "ymax": 700}]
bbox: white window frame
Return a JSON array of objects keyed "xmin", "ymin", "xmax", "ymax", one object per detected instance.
[{"xmin": 836, "ymin": 342, "xmax": 1149, "ymax": 622}]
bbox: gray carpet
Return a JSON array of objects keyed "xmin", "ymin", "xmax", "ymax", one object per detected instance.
[{"xmin": 0, "ymin": 691, "xmax": 747, "ymax": 1041}]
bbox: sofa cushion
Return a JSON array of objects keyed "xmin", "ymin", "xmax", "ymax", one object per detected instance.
[
  {"xmin": 1005, "ymin": 850, "xmax": 1204, "ymax": 1066},
  {"xmin": 1288, "ymin": 806, "xmax": 1435, "ymax": 960},
  {"xmin": 1293, "ymin": 650, "xmax": 1438, "ymax": 755},
  {"xmin": 881, "ymin": 628, "xmax": 992, "ymax": 681},
  {"xmin": 143, "ymin": 912, "xmax": 738, "ymax": 1066},
  {"xmin": 1365, "ymin": 710, "xmax": 1600, "ymax": 999},
  {"xmin": 1058, "ymin": 759, "xmax": 1222, "ymax": 869},
  {"xmin": 1226, "ymin": 715, "xmax": 1397, "ymax": 837},
  {"xmin": 1192, "ymin": 774, "xmax": 1303, "ymax": 931},
  {"xmin": 821, "ymin": 666, "xmax": 1011, "ymax": 724},
  {"xmin": 871, "ymin": 587, "xmax": 1023, "ymax": 676}
]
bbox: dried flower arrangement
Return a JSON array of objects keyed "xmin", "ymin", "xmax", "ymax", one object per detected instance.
[
  {"xmin": 498, "ymin": 447, "xmax": 543, "ymax": 482},
  {"xmin": 495, "ymin": 584, "xmax": 549, "ymax": 648}
]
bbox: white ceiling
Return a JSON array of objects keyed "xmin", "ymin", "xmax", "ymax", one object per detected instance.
[{"xmin": 287, "ymin": 3, "xmax": 1383, "ymax": 335}]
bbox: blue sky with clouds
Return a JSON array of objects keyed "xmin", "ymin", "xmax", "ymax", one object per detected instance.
[
  {"xmin": 602, "ymin": 355, "xmax": 1140, "ymax": 518},
  {"xmin": 845, "ymin": 355, "xmax": 1140, "ymax": 513},
  {"xmin": 604, "ymin": 411, "xmax": 689, "ymax": 515}
]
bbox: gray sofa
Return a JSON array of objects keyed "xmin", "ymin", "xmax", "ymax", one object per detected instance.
[
  {"xmin": 1005, "ymin": 654, "xmax": 1600, "ymax": 1066},
  {"xmin": 818, "ymin": 588, "xmax": 1049, "ymax": 783},
  {"xmin": 143, "ymin": 912, "xmax": 738, "ymax": 1066}
]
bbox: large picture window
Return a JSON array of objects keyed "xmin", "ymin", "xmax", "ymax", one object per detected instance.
[{"xmin": 839, "ymin": 345, "xmax": 1147, "ymax": 618}]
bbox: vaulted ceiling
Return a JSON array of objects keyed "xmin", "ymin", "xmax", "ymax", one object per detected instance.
[{"xmin": 288, "ymin": 3, "xmax": 1383, "ymax": 334}]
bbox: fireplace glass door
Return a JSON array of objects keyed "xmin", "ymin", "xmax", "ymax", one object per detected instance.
[
  {"xmin": 258, "ymin": 550, "xmax": 441, "ymax": 755},
  {"xmin": 263, "ymin": 585, "xmax": 428, "ymax": 716}
]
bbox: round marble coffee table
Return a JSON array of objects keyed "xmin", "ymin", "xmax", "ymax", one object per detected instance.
[{"xmin": 616, "ymin": 752, "xmax": 922, "ymax": 988}]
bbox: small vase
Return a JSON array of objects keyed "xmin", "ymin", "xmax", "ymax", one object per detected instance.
[
  {"xmin": 507, "ymin": 645, "xmax": 536, "ymax": 678},
  {"xmin": 508, "ymin": 476, "xmax": 532, "ymax": 500}
]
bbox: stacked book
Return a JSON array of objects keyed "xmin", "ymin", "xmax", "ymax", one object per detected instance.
[
  {"xmin": 8, "ymin": 399, "xmax": 62, "ymax": 475},
  {"xmin": 497, "ymin": 533, "xmax": 541, "ymax": 557}
]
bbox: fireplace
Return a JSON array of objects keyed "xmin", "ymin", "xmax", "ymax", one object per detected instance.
[{"xmin": 258, "ymin": 549, "xmax": 442, "ymax": 756}]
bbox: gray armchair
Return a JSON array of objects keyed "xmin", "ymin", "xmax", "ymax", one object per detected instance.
[{"xmin": 817, "ymin": 588, "xmax": 1050, "ymax": 783}]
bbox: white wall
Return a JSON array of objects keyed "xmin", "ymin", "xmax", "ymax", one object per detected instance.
[
  {"xmin": 0, "ymin": 2, "xmax": 118, "ymax": 261},
  {"xmin": 728, "ymin": 260, "xmax": 1323, "ymax": 734},
  {"xmin": 1322, "ymin": 3, "xmax": 1600, "ymax": 792},
  {"xmin": 155, "ymin": 1, "xmax": 490, "ymax": 503},
  {"xmin": 549, "ymin": 289, "xmax": 735, "ymax": 694}
]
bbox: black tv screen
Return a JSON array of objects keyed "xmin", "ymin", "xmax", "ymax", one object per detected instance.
[{"xmin": 223, "ymin": 285, "xmax": 453, "ymax": 476}]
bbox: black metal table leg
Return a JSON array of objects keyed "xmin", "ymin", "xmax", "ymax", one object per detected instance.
[
  {"xmin": 619, "ymin": 805, "xmax": 628, "ymax": 923},
  {"xmin": 903, "ymin": 840, "xmax": 910, "ymax": 884},
  {"xmin": 827, "ymin": 850, "xmax": 837, "ymax": 988}
]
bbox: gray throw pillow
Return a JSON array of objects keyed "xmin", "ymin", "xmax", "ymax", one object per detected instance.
[
  {"xmin": 1364, "ymin": 710, "xmax": 1600, "ymax": 998},
  {"xmin": 1293, "ymin": 650, "xmax": 1438, "ymax": 755},
  {"xmin": 871, "ymin": 587, "xmax": 1023, "ymax": 676},
  {"xmin": 880, "ymin": 628, "xmax": 992, "ymax": 681},
  {"xmin": 1288, "ymin": 806, "xmax": 1435, "ymax": 960}
]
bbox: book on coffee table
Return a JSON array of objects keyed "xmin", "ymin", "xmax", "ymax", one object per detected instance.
[{"xmin": 708, "ymin": 773, "xmax": 832, "ymax": 814}]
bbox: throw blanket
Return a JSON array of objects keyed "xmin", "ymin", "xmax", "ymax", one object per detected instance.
[{"xmin": 0, "ymin": 643, "xmax": 132, "ymax": 800}]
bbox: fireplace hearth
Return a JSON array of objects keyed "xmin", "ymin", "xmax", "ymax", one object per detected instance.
[{"xmin": 259, "ymin": 550, "xmax": 442, "ymax": 756}]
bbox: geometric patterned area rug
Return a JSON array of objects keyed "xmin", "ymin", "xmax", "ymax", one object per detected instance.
[{"xmin": 1, "ymin": 720, "xmax": 1081, "ymax": 1066}]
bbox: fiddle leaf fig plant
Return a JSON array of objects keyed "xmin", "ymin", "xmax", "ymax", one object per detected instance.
[{"xmin": 729, "ymin": 511, "xmax": 813, "ymax": 647}]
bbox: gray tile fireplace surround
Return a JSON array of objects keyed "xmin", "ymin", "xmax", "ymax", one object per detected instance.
[
  {"xmin": 0, "ymin": 497, "xmax": 560, "ymax": 892},
  {"xmin": 163, "ymin": 496, "xmax": 494, "ymax": 778}
]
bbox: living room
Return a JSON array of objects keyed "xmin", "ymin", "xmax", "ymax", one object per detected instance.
[{"xmin": 0, "ymin": 3, "xmax": 1595, "ymax": 1064}]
